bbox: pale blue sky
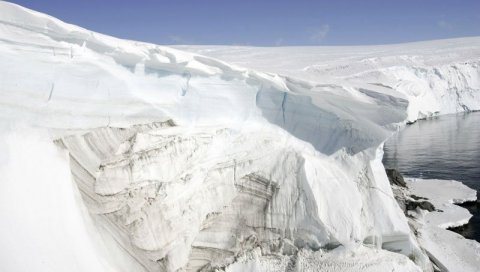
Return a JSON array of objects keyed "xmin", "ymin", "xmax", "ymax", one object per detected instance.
[{"xmin": 7, "ymin": 0, "xmax": 480, "ymax": 46}]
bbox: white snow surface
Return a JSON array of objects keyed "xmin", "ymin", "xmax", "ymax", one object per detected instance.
[
  {"xmin": 0, "ymin": 124, "xmax": 147, "ymax": 272},
  {"xmin": 418, "ymin": 226, "xmax": 480, "ymax": 272},
  {"xmin": 406, "ymin": 178, "xmax": 480, "ymax": 272},
  {"xmin": 0, "ymin": 2, "xmax": 479, "ymax": 272},
  {"xmin": 407, "ymin": 178, "xmax": 477, "ymax": 228}
]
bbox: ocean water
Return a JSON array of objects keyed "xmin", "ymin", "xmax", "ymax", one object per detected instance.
[{"xmin": 383, "ymin": 112, "xmax": 480, "ymax": 242}]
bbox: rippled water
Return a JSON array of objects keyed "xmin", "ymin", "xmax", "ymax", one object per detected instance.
[{"xmin": 383, "ymin": 112, "xmax": 480, "ymax": 242}]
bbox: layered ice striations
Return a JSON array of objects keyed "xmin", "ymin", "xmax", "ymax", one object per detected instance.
[
  {"xmin": 0, "ymin": 2, "xmax": 479, "ymax": 272},
  {"xmin": 57, "ymin": 121, "xmax": 417, "ymax": 271}
]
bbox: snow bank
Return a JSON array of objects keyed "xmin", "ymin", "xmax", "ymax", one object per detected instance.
[
  {"xmin": 0, "ymin": 2, "xmax": 479, "ymax": 271},
  {"xmin": 406, "ymin": 178, "xmax": 480, "ymax": 272}
]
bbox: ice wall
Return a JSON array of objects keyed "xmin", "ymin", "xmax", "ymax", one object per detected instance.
[{"xmin": 178, "ymin": 38, "xmax": 480, "ymax": 123}]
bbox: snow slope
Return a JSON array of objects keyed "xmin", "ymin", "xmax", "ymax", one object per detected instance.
[
  {"xmin": 0, "ymin": 124, "xmax": 147, "ymax": 272},
  {"xmin": 0, "ymin": 2, "xmax": 478, "ymax": 272}
]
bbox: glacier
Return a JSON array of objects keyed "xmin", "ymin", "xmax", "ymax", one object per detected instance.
[{"xmin": 0, "ymin": 2, "xmax": 479, "ymax": 272}]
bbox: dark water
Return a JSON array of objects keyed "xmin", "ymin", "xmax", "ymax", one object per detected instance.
[{"xmin": 383, "ymin": 112, "xmax": 480, "ymax": 242}]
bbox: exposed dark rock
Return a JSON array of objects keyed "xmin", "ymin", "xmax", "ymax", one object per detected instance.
[
  {"xmin": 447, "ymin": 224, "xmax": 469, "ymax": 233},
  {"xmin": 406, "ymin": 200, "xmax": 436, "ymax": 212},
  {"xmin": 385, "ymin": 168, "xmax": 407, "ymax": 187},
  {"xmin": 410, "ymin": 194, "xmax": 428, "ymax": 201}
]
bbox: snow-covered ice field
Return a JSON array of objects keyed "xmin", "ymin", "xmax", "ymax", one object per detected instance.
[{"xmin": 0, "ymin": 2, "xmax": 479, "ymax": 271}]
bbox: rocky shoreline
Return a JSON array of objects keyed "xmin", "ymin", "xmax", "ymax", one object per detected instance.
[
  {"xmin": 386, "ymin": 169, "xmax": 437, "ymax": 214},
  {"xmin": 447, "ymin": 193, "xmax": 480, "ymax": 241},
  {"xmin": 386, "ymin": 169, "xmax": 480, "ymax": 272}
]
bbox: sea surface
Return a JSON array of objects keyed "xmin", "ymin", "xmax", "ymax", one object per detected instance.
[{"xmin": 383, "ymin": 111, "xmax": 480, "ymax": 242}]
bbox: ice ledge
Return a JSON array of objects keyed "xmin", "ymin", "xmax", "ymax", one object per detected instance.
[
  {"xmin": 406, "ymin": 178, "xmax": 477, "ymax": 229},
  {"xmin": 405, "ymin": 178, "xmax": 480, "ymax": 272}
]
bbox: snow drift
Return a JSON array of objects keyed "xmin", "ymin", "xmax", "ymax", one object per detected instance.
[{"xmin": 0, "ymin": 2, "xmax": 479, "ymax": 272}]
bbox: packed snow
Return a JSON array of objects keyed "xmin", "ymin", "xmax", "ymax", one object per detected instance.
[
  {"xmin": 0, "ymin": 2, "xmax": 479, "ymax": 272},
  {"xmin": 224, "ymin": 245, "xmax": 421, "ymax": 272}
]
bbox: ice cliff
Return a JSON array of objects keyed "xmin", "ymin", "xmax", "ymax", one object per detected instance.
[
  {"xmin": 0, "ymin": 2, "xmax": 479, "ymax": 272},
  {"xmin": 179, "ymin": 39, "xmax": 480, "ymax": 122}
]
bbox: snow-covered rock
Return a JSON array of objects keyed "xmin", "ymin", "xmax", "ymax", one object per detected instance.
[{"xmin": 0, "ymin": 2, "xmax": 479, "ymax": 272}]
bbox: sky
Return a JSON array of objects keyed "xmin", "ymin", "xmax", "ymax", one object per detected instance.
[{"xmin": 6, "ymin": 0, "xmax": 480, "ymax": 46}]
